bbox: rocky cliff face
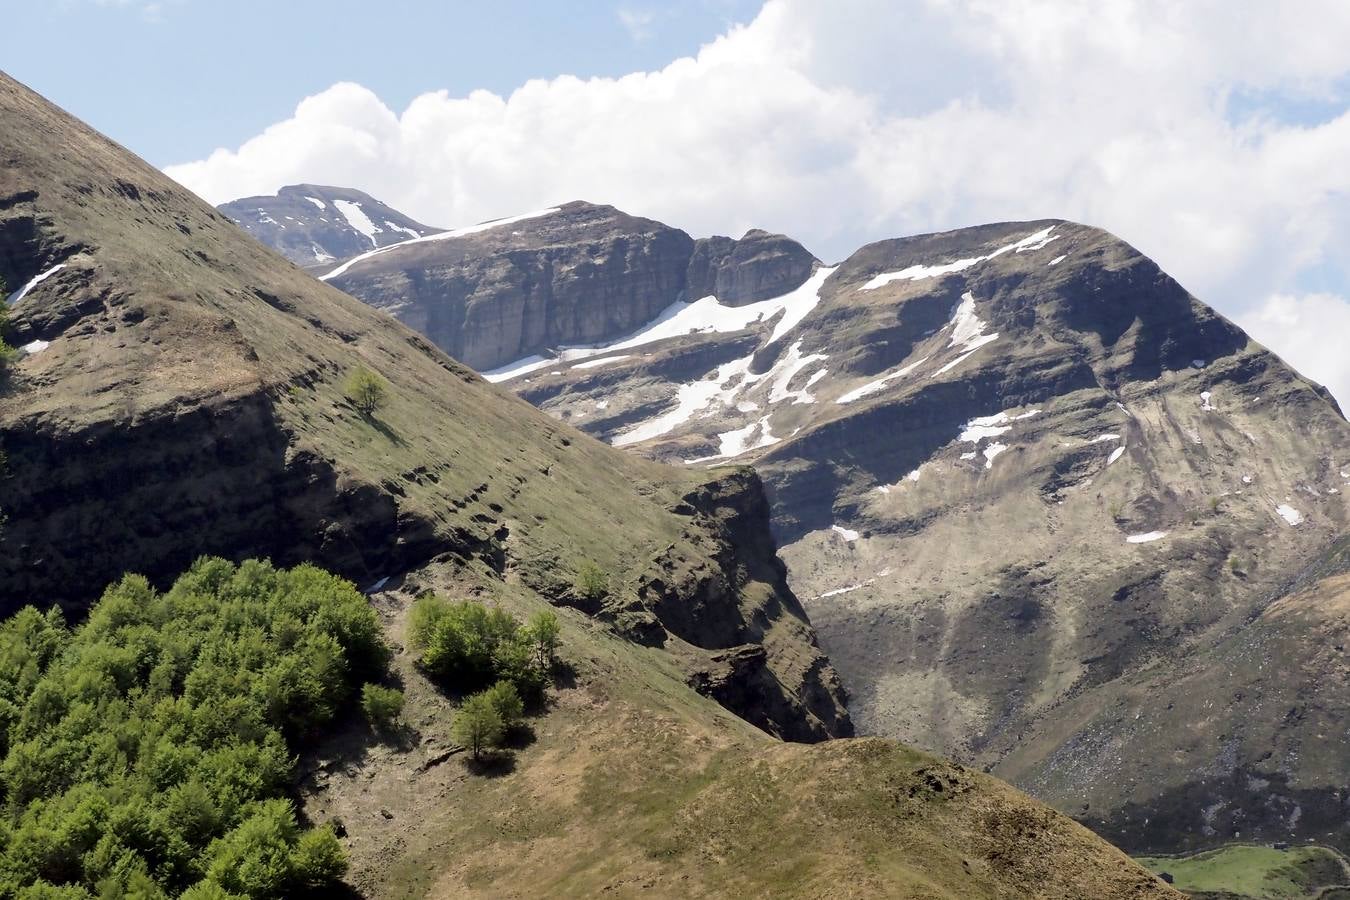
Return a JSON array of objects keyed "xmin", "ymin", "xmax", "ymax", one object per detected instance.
[
  {"xmin": 219, "ymin": 184, "xmax": 439, "ymax": 268},
  {"xmin": 0, "ymin": 73, "xmax": 848, "ymax": 744},
  {"xmin": 686, "ymin": 228, "xmax": 819, "ymax": 305},
  {"xmin": 292, "ymin": 199, "xmax": 820, "ymax": 373},
  {"xmin": 423, "ymin": 210, "xmax": 1349, "ymax": 851}
]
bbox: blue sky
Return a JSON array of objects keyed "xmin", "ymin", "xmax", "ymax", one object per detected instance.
[
  {"xmin": 8, "ymin": 1, "xmax": 1350, "ymax": 406},
  {"xmin": 7, "ymin": 0, "xmax": 760, "ymax": 166}
]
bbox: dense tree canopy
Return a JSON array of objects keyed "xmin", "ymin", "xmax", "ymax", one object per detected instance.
[{"xmin": 0, "ymin": 557, "xmax": 388, "ymax": 898}]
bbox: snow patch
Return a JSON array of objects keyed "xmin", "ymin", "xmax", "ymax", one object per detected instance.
[
  {"xmin": 831, "ymin": 525, "xmax": 861, "ymax": 542},
  {"xmin": 819, "ymin": 583, "xmax": 865, "ymax": 599},
  {"xmin": 1090, "ymin": 433, "xmax": 1122, "ymax": 443},
  {"xmin": 767, "ymin": 341, "xmax": 829, "ymax": 404},
  {"xmin": 1107, "ymin": 446, "xmax": 1126, "ymax": 465},
  {"xmin": 384, "ymin": 220, "xmax": 421, "ymax": 239},
  {"xmin": 8, "ymin": 263, "xmax": 67, "ymax": 305},
  {"xmin": 1049, "ymin": 254, "xmax": 1067, "ymax": 266},
  {"xmin": 320, "ymin": 207, "xmax": 562, "ymax": 280},
  {"xmin": 304, "ymin": 196, "xmax": 327, "ymax": 210},
  {"xmin": 1276, "ymin": 504, "xmax": 1304, "ymax": 526},
  {"xmin": 686, "ymin": 415, "xmax": 780, "ymax": 462},
  {"xmin": 333, "ymin": 199, "xmax": 383, "ymax": 246},
  {"xmin": 859, "ymin": 226, "xmax": 1058, "ymax": 291},
  {"xmin": 837, "ymin": 356, "xmax": 929, "ymax": 404},
  {"xmin": 311, "ymin": 244, "xmax": 335, "ymax": 264},
  {"xmin": 983, "ymin": 442, "xmax": 1008, "ymax": 468},
  {"xmin": 1200, "ymin": 390, "xmax": 1216, "ymax": 411},
  {"xmin": 572, "ymin": 355, "xmax": 631, "ymax": 370},
  {"xmin": 1126, "ymin": 531, "xmax": 1168, "ymax": 543},
  {"xmin": 482, "ymin": 355, "xmax": 553, "ymax": 383},
  {"xmin": 22, "ymin": 339, "xmax": 49, "ymax": 354}
]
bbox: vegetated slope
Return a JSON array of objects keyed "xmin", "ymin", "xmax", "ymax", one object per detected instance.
[
  {"xmin": 0, "ymin": 71, "xmax": 845, "ymax": 743},
  {"xmin": 304, "ymin": 557, "xmax": 1180, "ymax": 900},
  {"xmin": 219, "ymin": 184, "xmax": 440, "ymax": 268},
  {"xmin": 1136, "ymin": 843, "xmax": 1350, "ymax": 898},
  {"xmin": 0, "ymin": 74, "xmax": 1181, "ymax": 899},
  {"xmin": 341, "ymin": 204, "xmax": 1350, "ymax": 851}
]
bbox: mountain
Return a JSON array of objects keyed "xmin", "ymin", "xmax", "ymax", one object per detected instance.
[
  {"xmin": 219, "ymin": 184, "xmax": 440, "ymax": 268},
  {"xmin": 0, "ymin": 74, "xmax": 1179, "ymax": 896},
  {"xmin": 319, "ymin": 201, "xmax": 1350, "ymax": 853}
]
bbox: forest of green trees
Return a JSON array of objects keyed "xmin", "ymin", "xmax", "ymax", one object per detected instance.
[
  {"xmin": 0, "ymin": 558, "xmax": 386, "ymax": 898},
  {"xmin": 0, "ymin": 558, "xmax": 568, "ymax": 898}
]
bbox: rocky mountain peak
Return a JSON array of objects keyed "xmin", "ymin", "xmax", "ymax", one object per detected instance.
[{"xmin": 219, "ymin": 183, "xmax": 439, "ymax": 268}]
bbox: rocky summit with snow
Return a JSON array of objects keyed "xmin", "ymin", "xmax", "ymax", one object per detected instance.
[
  {"xmin": 219, "ymin": 184, "xmax": 439, "ymax": 268},
  {"xmin": 280, "ymin": 195, "xmax": 1350, "ymax": 855}
]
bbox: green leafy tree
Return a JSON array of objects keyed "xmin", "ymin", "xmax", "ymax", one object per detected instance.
[
  {"xmin": 573, "ymin": 560, "xmax": 609, "ymax": 602},
  {"xmin": 360, "ymin": 683, "xmax": 404, "ymax": 730},
  {"xmin": 484, "ymin": 680, "xmax": 523, "ymax": 730},
  {"xmin": 343, "ymin": 364, "xmax": 388, "ymax": 416},
  {"xmin": 524, "ymin": 609, "xmax": 561, "ymax": 669},
  {"xmin": 451, "ymin": 693, "xmax": 503, "ymax": 761}
]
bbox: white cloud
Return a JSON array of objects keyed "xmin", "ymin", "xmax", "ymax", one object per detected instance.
[
  {"xmin": 1237, "ymin": 292, "xmax": 1350, "ymax": 411},
  {"xmin": 165, "ymin": 0, "xmax": 1350, "ymax": 409}
]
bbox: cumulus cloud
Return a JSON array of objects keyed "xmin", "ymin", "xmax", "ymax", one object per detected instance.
[
  {"xmin": 164, "ymin": 0, "xmax": 1350, "ymax": 408},
  {"xmin": 1237, "ymin": 293, "xmax": 1350, "ymax": 409}
]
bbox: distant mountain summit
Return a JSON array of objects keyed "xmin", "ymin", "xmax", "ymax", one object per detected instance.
[{"xmin": 219, "ymin": 184, "xmax": 439, "ymax": 267}]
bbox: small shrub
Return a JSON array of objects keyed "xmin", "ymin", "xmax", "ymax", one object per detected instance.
[
  {"xmin": 573, "ymin": 560, "xmax": 609, "ymax": 602},
  {"xmin": 343, "ymin": 365, "xmax": 388, "ymax": 416},
  {"xmin": 360, "ymin": 683, "xmax": 404, "ymax": 730},
  {"xmin": 451, "ymin": 693, "xmax": 503, "ymax": 760},
  {"xmin": 0, "ymin": 278, "xmax": 17, "ymax": 375}
]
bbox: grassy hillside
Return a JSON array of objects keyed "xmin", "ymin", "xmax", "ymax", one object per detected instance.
[
  {"xmin": 303, "ymin": 558, "xmax": 1181, "ymax": 899},
  {"xmin": 1137, "ymin": 844, "xmax": 1350, "ymax": 899}
]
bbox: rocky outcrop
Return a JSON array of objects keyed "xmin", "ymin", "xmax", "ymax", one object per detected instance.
[
  {"xmin": 219, "ymin": 184, "xmax": 438, "ymax": 268},
  {"xmin": 651, "ymin": 468, "xmax": 852, "ymax": 741},
  {"xmin": 327, "ymin": 202, "xmax": 695, "ymax": 371},
  {"xmin": 686, "ymin": 228, "xmax": 818, "ymax": 305}
]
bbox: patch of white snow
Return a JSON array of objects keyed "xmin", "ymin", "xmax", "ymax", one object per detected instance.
[
  {"xmin": 320, "ymin": 207, "xmax": 562, "ymax": 280},
  {"xmin": 8, "ymin": 264, "xmax": 67, "ymax": 305},
  {"xmin": 1126, "ymin": 531, "xmax": 1168, "ymax": 543},
  {"xmin": 333, "ymin": 199, "xmax": 383, "ymax": 246},
  {"xmin": 572, "ymin": 355, "xmax": 631, "ymax": 370},
  {"xmin": 1275, "ymin": 504, "xmax": 1304, "ymax": 526},
  {"xmin": 859, "ymin": 226, "xmax": 1058, "ymax": 291}
]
